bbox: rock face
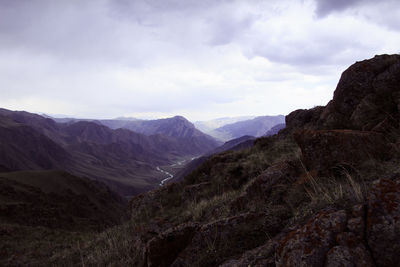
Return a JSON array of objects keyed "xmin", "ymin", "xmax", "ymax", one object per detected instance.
[
  {"xmin": 276, "ymin": 209, "xmax": 348, "ymax": 266},
  {"xmin": 319, "ymin": 54, "xmax": 400, "ymax": 130},
  {"xmin": 367, "ymin": 178, "xmax": 400, "ymax": 266},
  {"xmin": 294, "ymin": 129, "xmax": 392, "ymax": 173}
]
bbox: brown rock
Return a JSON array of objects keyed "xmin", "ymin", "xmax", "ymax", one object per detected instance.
[
  {"xmin": 319, "ymin": 54, "xmax": 400, "ymax": 130},
  {"xmin": 276, "ymin": 209, "xmax": 347, "ymax": 267},
  {"xmin": 285, "ymin": 106, "xmax": 324, "ymax": 129},
  {"xmin": 294, "ymin": 129, "xmax": 391, "ymax": 173},
  {"xmin": 367, "ymin": 178, "xmax": 400, "ymax": 267}
]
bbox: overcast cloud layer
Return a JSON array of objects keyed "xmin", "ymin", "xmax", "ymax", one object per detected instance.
[{"xmin": 0, "ymin": 0, "xmax": 399, "ymax": 121}]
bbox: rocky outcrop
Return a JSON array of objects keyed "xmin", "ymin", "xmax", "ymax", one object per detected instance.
[
  {"xmin": 367, "ymin": 178, "xmax": 400, "ymax": 267},
  {"xmin": 318, "ymin": 54, "xmax": 400, "ymax": 131},
  {"xmin": 276, "ymin": 209, "xmax": 348, "ymax": 266},
  {"xmin": 285, "ymin": 106, "xmax": 324, "ymax": 130},
  {"xmin": 294, "ymin": 129, "xmax": 392, "ymax": 173}
]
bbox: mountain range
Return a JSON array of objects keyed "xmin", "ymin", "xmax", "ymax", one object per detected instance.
[
  {"xmin": 196, "ymin": 115, "xmax": 285, "ymax": 141},
  {"xmin": 0, "ymin": 109, "xmax": 221, "ymax": 196}
]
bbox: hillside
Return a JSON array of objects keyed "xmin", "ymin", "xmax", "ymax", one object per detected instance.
[
  {"xmin": 0, "ymin": 170, "xmax": 127, "ymax": 266},
  {"xmin": 212, "ymin": 115, "xmax": 285, "ymax": 141},
  {"xmin": 37, "ymin": 54, "xmax": 400, "ymax": 266}
]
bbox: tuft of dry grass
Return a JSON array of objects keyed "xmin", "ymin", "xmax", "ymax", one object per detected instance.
[{"xmin": 185, "ymin": 190, "xmax": 241, "ymax": 221}]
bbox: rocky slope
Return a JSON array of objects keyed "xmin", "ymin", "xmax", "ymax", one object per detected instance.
[{"xmin": 5, "ymin": 54, "xmax": 400, "ymax": 266}]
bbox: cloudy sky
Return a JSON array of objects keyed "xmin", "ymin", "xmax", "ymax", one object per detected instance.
[{"xmin": 0, "ymin": 0, "xmax": 399, "ymax": 121}]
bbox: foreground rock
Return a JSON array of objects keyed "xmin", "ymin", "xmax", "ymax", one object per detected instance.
[
  {"xmin": 294, "ymin": 129, "xmax": 391, "ymax": 174},
  {"xmin": 367, "ymin": 178, "xmax": 400, "ymax": 266}
]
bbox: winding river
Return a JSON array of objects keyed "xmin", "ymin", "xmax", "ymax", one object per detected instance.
[{"xmin": 156, "ymin": 156, "xmax": 199, "ymax": 186}]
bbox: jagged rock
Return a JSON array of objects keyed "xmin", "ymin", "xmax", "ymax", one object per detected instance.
[
  {"xmin": 285, "ymin": 106, "xmax": 324, "ymax": 130},
  {"xmin": 294, "ymin": 129, "xmax": 391, "ymax": 173},
  {"xmin": 367, "ymin": 178, "xmax": 400, "ymax": 266},
  {"xmin": 146, "ymin": 223, "xmax": 198, "ymax": 267},
  {"xmin": 172, "ymin": 212, "xmax": 271, "ymax": 266},
  {"xmin": 319, "ymin": 54, "xmax": 400, "ymax": 130},
  {"xmin": 276, "ymin": 209, "xmax": 347, "ymax": 266}
]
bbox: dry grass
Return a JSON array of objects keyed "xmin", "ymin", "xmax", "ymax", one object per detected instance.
[
  {"xmin": 301, "ymin": 166, "xmax": 367, "ymax": 206},
  {"xmin": 185, "ymin": 190, "xmax": 241, "ymax": 221}
]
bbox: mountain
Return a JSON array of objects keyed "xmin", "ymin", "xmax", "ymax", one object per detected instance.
[
  {"xmin": 0, "ymin": 110, "xmax": 219, "ymax": 196},
  {"xmin": 212, "ymin": 115, "xmax": 285, "ymax": 141},
  {"xmin": 194, "ymin": 116, "xmax": 255, "ymax": 135},
  {"xmin": 209, "ymin": 135, "xmax": 256, "ymax": 155},
  {"xmin": 41, "ymin": 54, "xmax": 400, "ymax": 266},
  {"xmin": 99, "ymin": 116, "xmax": 221, "ymax": 155},
  {"xmin": 264, "ymin": 123, "xmax": 285, "ymax": 136}
]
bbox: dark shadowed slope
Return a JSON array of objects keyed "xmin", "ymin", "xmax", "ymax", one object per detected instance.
[
  {"xmin": 0, "ymin": 170, "xmax": 126, "ymax": 231},
  {"xmin": 0, "ymin": 170, "xmax": 127, "ymax": 266},
  {"xmin": 0, "ymin": 114, "xmax": 71, "ymax": 171}
]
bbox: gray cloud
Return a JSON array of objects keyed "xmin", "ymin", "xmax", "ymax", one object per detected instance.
[
  {"xmin": 0, "ymin": 0, "xmax": 399, "ymax": 120},
  {"xmin": 314, "ymin": 0, "xmax": 366, "ymax": 17}
]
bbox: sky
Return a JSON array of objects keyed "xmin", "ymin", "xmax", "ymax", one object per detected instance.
[{"xmin": 0, "ymin": 0, "xmax": 399, "ymax": 121}]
